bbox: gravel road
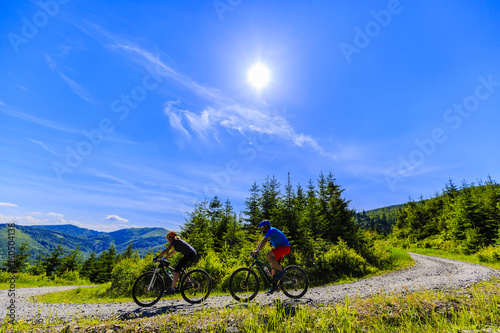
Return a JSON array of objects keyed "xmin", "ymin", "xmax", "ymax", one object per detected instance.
[{"xmin": 2, "ymin": 253, "xmax": 499, "ymax": 323}]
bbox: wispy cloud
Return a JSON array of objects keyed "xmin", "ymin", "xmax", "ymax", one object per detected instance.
[
  {"xmin": 73, "ymin": 22, "xmax": 327, "ymax": 156},
  {"xmin": 164, "ymin": 101, "xmax": 324, "ymax": 153},
  {"xmin": 0, "ymin": 103, "xmax": 77, "ymax": 133},
  {"xmin": 0, "ymin": 202, "xmax": 18, "ymax": 207},
  {"xmin": 45, "ymin": 55, "xmax": 95, "ymax": 104},
  {"xmin": 105, "ymin": 214, "xmax": 129, "ymax": 223},
  {"xmin": 28, "ymin": 139, "xmax": 59, "ymax": 156}
]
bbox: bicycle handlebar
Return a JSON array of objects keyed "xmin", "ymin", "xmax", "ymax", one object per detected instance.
[{"xmin": 153, "ymin": 257, "xmax": 170, "ymax": 266}]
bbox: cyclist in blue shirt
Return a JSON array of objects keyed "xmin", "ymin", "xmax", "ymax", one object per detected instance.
[{"xmin": 251, "ymin": 220, "xmax": 290, "ymax": 293}]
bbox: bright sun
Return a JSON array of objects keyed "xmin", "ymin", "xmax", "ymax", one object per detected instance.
[{"xmin": 247, "ymin": 64, "xmax": 270, "ymax": 89}]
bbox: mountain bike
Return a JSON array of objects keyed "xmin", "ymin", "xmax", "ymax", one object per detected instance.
[
  {"xmin": 132, "ymin": 257, "xmax": 212, "ymax": 306},
  {"xmin": 228, "ymin": 254, "xmax": 308, "ymax": 302}
]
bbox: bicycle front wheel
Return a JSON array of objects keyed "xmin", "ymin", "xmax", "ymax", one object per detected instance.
[
  {"xmin": 132, "ymin": 271, "xmax": 165, "ymax": 307},
  {"xmin": 180, "ymin": 269, "xmax": 212, "ymax": 304},
  {"xmin": 228, "ymin": 267, "xmax": 259, "ymax": 302},
  {"xmin": 280, "ymin": 265, "xmax": 308, "ymax": 299}
]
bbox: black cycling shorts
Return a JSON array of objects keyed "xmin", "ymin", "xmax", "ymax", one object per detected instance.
[{"xmin": 173, "ymin": 251, "xmax": 196, "ymax": 272}]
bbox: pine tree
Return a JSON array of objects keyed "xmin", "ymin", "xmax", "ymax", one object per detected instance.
[
  {"xmin": 243, "ymin": 182, "xmax": 261, "ymax": 230},
  {"xmin": 43, "ymin": 243, "xmax": 66, "ymax": 277},
  {"xmin": 80, "ymin": 251, "xmax": 98, "ymax": 282},
  {"xmin": 2, "ymin": 241, "xmax": 31, "ymax": 273},
  {"xmin": 260, "ymin": 175, "xmax": 281, "ymax": 222},
  {"xmin": 57, "ymin": 245, "xmax": 83, "ymax": 275},
  {"xmin": 95, "ymin": 244, "xmax": 118, "ymax": 283}
]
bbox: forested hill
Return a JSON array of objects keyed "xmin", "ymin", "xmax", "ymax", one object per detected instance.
[
  {"xmin": 0, "ymin": 224, "xmax": 169, "ymax": 262},
  {"xmin": 354, "ymin": 204, "xmax": 403, "ymax": 234}
]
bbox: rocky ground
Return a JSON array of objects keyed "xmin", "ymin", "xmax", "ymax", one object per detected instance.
[{"xmin": 2, "ymin": 253, "xmax": 499, "ymax": 324}]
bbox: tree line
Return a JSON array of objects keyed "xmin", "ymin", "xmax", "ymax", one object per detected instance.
[
  {"xmin": 3, "ymin": 171, "xmax": 401, "ymax": 289},
  {"xmin": 390, "ymin": 177, "xmax": 500, "ymax": 254},
  {"xmin": 181, "ymin": 172, "xmax": 395, "ymax": 284},
  {"xmin": 1, "ymin": 241, "xmax": 138, "ymax": 284}
]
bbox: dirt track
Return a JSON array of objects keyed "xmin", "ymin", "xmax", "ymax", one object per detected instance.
[{"xmin": 2, "ymin": 253, "xmax": 499, "ymax": 322}]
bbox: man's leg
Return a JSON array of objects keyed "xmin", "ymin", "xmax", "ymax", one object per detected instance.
[{"xmin": 266, "ymin": 250, "xmax": 283, "ymax": 276}]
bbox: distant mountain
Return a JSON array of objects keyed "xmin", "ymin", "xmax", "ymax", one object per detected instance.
[{"xmin": 0, "ymin": 224, "xmax": 170, "ymax": 264}]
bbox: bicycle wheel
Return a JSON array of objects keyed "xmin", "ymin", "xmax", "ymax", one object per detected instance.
[
  {"xmin": 132, "ymin": 271, "xmax": 165, "ymax": 307},
  {"xmin": 180, "ymin": 269, "xmax": 212, "ymax": 304},
  {"xmin": 229, "ymin": 267, "xmax": 259, "ymax": 302},
  {"xmin": 280, "ymin": 265, "xmax": 308, "ymax": 299}
]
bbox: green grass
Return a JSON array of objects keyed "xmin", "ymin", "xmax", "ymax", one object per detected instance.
[
  {"xmin": 32, "ymin": 283, "xmax": 133, "ymax": 304},
  {"xmin": 0, "ymin": 272, "xmax": 92, "ymax": 289}
]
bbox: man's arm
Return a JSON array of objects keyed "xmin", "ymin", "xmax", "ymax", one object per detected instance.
[{"xmin": 252, "ymin": 236, "xmax": 271, "ymax": 255}]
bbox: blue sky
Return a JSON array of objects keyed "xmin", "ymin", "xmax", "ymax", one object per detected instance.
[{"xmin": 1, "ymin": 0, "xmax": 499, "ymax": 232}]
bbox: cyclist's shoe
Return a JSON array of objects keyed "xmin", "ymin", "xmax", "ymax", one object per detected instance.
[
  {"xmin": 266, "ymin": 285, "xmax": 277, "ymax": 295},
  {"xmin": 165, "ymin": 288, "xmax": 175, "ymax": 295},
  {"xmin": 274, "ymin": 269, "xmax": 286, "ymax": 282}
]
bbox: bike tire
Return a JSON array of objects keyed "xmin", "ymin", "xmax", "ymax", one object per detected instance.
[
  {"xmin": 228, "ymin": 267, "xmax": 259, "ymax": 302},
  {"xmin": 132, "ymin": 271, "xmax": 165, "ymax": 307},
  {"xmin": 280, "ymin": 265, "xmax": 308, "ymax": 299},
  {"xmin": 180, "ymin": 269, "xmax": 212, "ymax": 304}
]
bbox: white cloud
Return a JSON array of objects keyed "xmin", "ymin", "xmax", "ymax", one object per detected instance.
[
  {"xmin": 47, "ymin": 212, "xmax": 64, "ymax": 218},
  {"xmin": 0, "ymin": 202, "xmax": 17, "ymax": 207},
  {"xmin": 0, "ymin": 212, "xmax": 80, "ymax": 226},
  {"xmin": 165, "ymin": 102, "xmax": 323, "ymax": 153},
  {"xmin": 105, "ymin": 214, "xmax": 129, "ymax": 223},
  {"xmin": 76, "ymin": 22, "xmax": 330, "ymax": 157}
]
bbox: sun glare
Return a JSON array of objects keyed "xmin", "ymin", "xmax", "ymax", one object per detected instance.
[{"xmin": 247, "ymin": 64, "xmax": 270, "ymax": 90}]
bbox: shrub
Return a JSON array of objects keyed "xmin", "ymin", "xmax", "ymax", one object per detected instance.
[
  {"xmin": 194, "ymin": 250, "xmax": 230, "ymax": 291},
  {"xmin": 309, "ymin": 239, "xmax": 376, "ymax": 284},
  {"xmin": 108, "ymin": 255, "xmax": 154, "ymax": 297},
  {"xmin": 476, "ymin": 245, "xmax": 500, "ymax": 263}
]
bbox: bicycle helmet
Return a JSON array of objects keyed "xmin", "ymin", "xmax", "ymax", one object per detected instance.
[
  {"xmin": 165, "ymin": 231, "xmax": 177, "ymax": 239},
  {"xmin": 258, "ymin": 220, "xmax": 270, "ymax": 228}
]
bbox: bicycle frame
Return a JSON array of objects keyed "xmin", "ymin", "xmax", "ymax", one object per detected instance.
[
  {"xmin": 248, "ymin": 259, "xmax": 274, "ymax": 286},
  {"xmin": 149, "ymin": 260, "xmax": 188, "ymax": 290}
]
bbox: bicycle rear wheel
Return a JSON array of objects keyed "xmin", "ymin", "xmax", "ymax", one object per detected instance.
[
  {"xmin": 180, "ymin": 269, "xmax": 212, "ymax": 304},
  {"xmin": 132, "ymin": 271, "xmax": 165, "ymax": 307},
  {"xmin": 228, "ymin": 267, "xmax": 259, "ymax": 302},
  {"xmin": 280, "ymin": 265, "xmax": 308, "ymax": 299}
]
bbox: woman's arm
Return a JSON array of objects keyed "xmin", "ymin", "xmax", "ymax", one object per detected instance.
[{"xmin": 158, "ymin": 244, "xmax": 174, "ymax": 258}]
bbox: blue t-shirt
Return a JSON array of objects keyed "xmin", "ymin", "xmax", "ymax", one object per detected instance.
[{"xmin": 265, "ymin": 227, "xmax": 290, "ymax": 248}]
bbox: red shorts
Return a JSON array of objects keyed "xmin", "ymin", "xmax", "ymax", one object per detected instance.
[{"xmin": 271, "ymin": 246, "xmax": 290, "ymax": 262}]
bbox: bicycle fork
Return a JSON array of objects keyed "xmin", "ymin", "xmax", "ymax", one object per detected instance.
[{"xmin": 147, "ymin": 268, "xmax": 160, "ymax": 291}]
